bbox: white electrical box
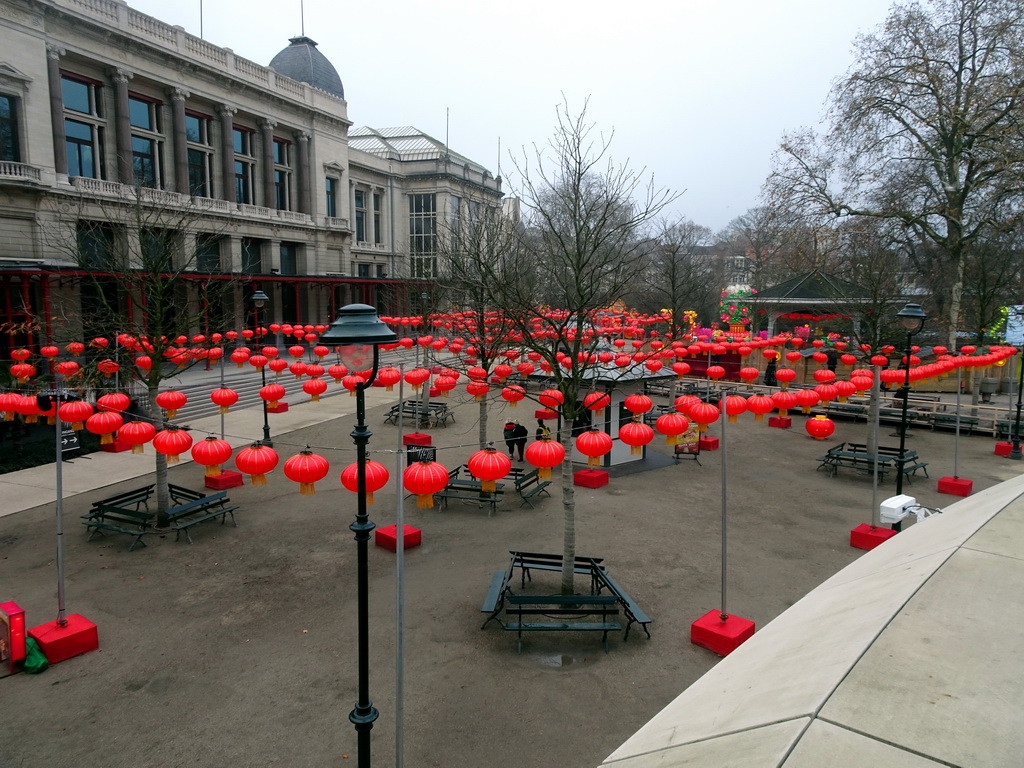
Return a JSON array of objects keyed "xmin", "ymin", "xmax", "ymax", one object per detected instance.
[{"xmin": 880, "ymin": 494, "xmax": 917, "ymax": 525}]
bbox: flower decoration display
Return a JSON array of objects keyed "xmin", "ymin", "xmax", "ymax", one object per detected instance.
[{"xmin": 719, "ymin": 289, "xmax": 756, "ymax": 325}]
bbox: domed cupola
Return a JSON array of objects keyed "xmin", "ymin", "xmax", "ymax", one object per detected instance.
[{"xmin": 268, "ymin": 36, "xmax": 344, "ymax": 99}]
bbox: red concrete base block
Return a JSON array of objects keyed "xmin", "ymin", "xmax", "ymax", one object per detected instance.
[
  {"xmin": 699, "ymin": 436, "xmax": 719, "ymax": 450},
  {"xmin": 429, "ymin": 387, "xmax": 441, "ymax": 398},
  {"xmin": 768, "ymin": 416, "xmax": 792, "ymax": 429},
  {"xmin": 490, "ymin": 376, "xmax": 504, "ymax": 384},
  {"xmin": 100, "ymin": 439, "xmax": 132, "ymax": 453},
  {"xmin": 850, "ymin": 523, "xmax": 898, "ymax": 550},
  {"xmin": 574, "ymin": 469, "xmax": 609, "ymax": 488},
  {"xmin": 267, "ymin": 402, "xmax": 289, "ymax": 413},
  {"xmin": 535, "ymin": 409, "xmax": 558, "ymax": 421},
  {"xmin": 995, "ymin": 442, "xmax": 1013, "ymax": 456},
  {"xmin": 691, "ymin": 610, "xmax": 755, "ymax": 656},
  {"xmin": 29, "ymin": 614, "xmax": 99, "ymax": 664},
  {"xmin": 430, "ymin": 366, "xmax": 442, "ymax": 374},
  {"xmin": 938, "ymin": 476, "xmax": 973, "ymax": 496},
  {"xmin": 205, "ymin": 470, "xmax": 244, "ymax": 490},
  {"xmin": 403, "ymin": 433, "xmax": 432, "ymax": 446},
  {"xmin": 375, "ymin": 524, "xmax": 422, "ymax": 552}
]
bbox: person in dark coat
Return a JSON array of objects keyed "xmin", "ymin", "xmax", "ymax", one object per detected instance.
[
  {"xmin": 503, "ymin": 420, "xmax": 517, "ymax": 457},
  {"xmin": 511, "ymin": 421, "xmax": 529, "ymax": 461},
  {"xmin": 764, "ymin": 358, "xmax": 778, "ymax": 387}
]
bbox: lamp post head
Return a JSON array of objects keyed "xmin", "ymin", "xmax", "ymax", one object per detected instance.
[
  {"xmin": 319, "ymin": 304, "xmax": 398, "ymax": 347},
  {"xmin": 249, "ymin": 289, "xmax": 270, "ymax": 308},
  {"xmin": 896, "ymin": 303, "xmax": 927, "ymax": 335}
]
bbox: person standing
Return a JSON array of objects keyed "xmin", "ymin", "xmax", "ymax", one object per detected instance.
[
  {"xmin": 536, "ymin": 419, "xmax": 552, "ymax": 440},
  {"xmin": 511, "ymin": 421, "xmax": 529, "ymax": 461},
  {"xmin": 503, "ymin": 420, "xmax": 517, "ymax": 457}
]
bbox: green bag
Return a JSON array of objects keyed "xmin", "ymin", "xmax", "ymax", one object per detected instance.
[{"xmin": 23, "ymin": 636, "xmax": 48, "ymax": 674}]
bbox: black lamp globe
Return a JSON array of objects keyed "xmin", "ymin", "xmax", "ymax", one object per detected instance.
[{"xmin": 319, "ymin": 304, "xmax": 398, "ymax": 347}]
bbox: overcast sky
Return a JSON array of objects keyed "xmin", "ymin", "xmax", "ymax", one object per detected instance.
[{"xmin": 130, "ymin": 0, "xmax": 898, "ymax": 234}]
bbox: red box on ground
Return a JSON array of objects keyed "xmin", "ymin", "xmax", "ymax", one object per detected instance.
[
  {"xmin": 430, "ymin": 366, "xmax": 442, "ymax": 374},
  {"xmin": 429, "ymin": 387, "xmax": 441, "ymax": 398},
  {"xmin": 205, "ymin": 470, "xmax": 244, "ymax": 490},
  {"xmin": 267, "ymin": 402, "xmax": 289, "ymax": 413},
  {"xmin": 850, "ymin": 523, "xmax": 898, "ymax": 550},
  {"xmin": 995, "ymin": 442, "xmax": 1012, "ymax": 456},
  {"xmin": 375, "ymin": 524, "xmax": 422, "ymax": 552},
  {"xmin": 29, "ymin": 614, "xmax": 98, "ymax": 665},
  {"xmin": 403, "ymin": 433, "xmax": 431, "ymax": 446},
  {"xmin": 535, "ymin": 409, "xmax": 558, "ymax": 420},
  {"xmin": 100, "ymin": 439, "xmax": 132, "ymax": 453},
  {"xmin": 0, "ymin": 601, "xmax": 26, "ymax": 675},
  {"xmin": 490, "ymin": 376, "xmax": 503, "ymax": 384},
  {"xmin": 691, "ymin": 610, "xmax": 755, "ymax": 656},
  {"xmin": 574, "ymin": 469, "xmax": 609, "ymax": 488},
  {"xmin": 699, "ymin": 436, "xmax": 719, "ymax": 450},
  {"xmin": 938, "ymin": 476, "xmax": 973, "ymax": 496},
  {"xmin": 768, "ymin": 416, "xmax": 792, "ymax": 429}
]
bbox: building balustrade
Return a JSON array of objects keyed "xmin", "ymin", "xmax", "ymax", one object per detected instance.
[{"xmin": 0, "ymin": 162, "xmax": 43, "ymax": 183}]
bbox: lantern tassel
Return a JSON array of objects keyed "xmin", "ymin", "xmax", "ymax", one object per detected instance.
[
  {"xmin": 779, "ymin": 409, "xmax": 789, "ymax": 417},
  {"xmin": 588, "ymin": 456, "xmax": 600, "ymax": 467},
  {"xmin": 300, "ymin": 483, "xmax": 315, "ymax": 495},
  {"xmin": 728, "ymin": 415, "xmax": 738, "ymax": 423},
  {"xmin": 101, "ymin": 433, "xmax": 113, "ymax": 445},
  {"xmin": 538, "ymin": 467, "xmax": 551, "ymax": 480},
  {"xmin": 311, "ymin": 394, "xmax": 320, "ymax": 402},
  {"xmin": 250, "ymin": 473, "xmax": 267, "ymax": 486},
  {"xmin": 417, "ymin": 493, "xmax": 434, "ymax": 509},
  {"xmin": 166, "ymin": 409, "xmax": 178, "ymax": 418},
  {"xmin": 509, "ymin": 401, "xmax": 517, "ymax": 408},
  {"xmin": 166, "ymin": 454, "xmax": 179, "ymax": 464},
  {"xmin": 219, "ymin": 406, "xmax": 230, "ymax": 415},
  {"xmin": 3, "ymin": 413, "xmax": 13, "ymax": 422},
  {"xmin": 630, "ymin": 445, "xmax": 641, "ymax": 456},
  {"xmin": 367, "ymin": 491, "xmax": 375, "ymax": 506},
  {"xmin": 482, "ymin": 479, "xmax": 496, "ymax": 493},
  {"xmin": 754, "ymin": 414, "xmax": 765, "ymax": 422},
  {"xmin": 131, "ymin": 445, "xmax": 145, "ymax": 454},
  {"xmin": 205, "ymin": 465, "xmax": 222, "ymax": 477},
  {"xmin": 72, "ymin": 421, "xmax": 84, "ymax": 431}
]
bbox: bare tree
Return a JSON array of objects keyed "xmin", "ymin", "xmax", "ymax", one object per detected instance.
[
  {"xmin": 767, "ymin": 0, "xmax": 1024, "ymax": 347},
  {"xmin": 473, "ymin": 99, "xmax": 678, "ymax": 593}
]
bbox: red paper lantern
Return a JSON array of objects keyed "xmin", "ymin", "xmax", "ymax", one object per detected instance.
[
  {"xmin": 501, "ymin": 385, "xmax": 525, "ymax": 406},
  {"xmin": 689, "ymin": 401, "xmax": 720, "ymax": 432},
  {"xmin": 467, "ymin": 448, "xmax": 512, "ymax": 492},
  {"xmin": 403, "ymin": 460, "xmax": 449, "ymax": 508},
  {"xmin": 795, "ymin": 388, "xmax": 820, "ymax": 414},
  {"xmin": 303, "ymin": 377, "xmax": 328, "ymax": 402},
  {"xmin": 813, "ymin": 368, "xmax": 836, "ymax": 384},
  {"xmin": 15, "ymin": 394, "xmax": 43, "ymax": 423},
  {"xmin": 538, "ymin": 389, "xmax": 564, "ymax": 409},
  {"xmin": 575, "ymin": 429, "xmax": 612, "ymax": 467},
  {"xmin": 840, "ymin": 354, "xmax": 858, "ymax": 366},
  {"xmin": 746, "ymin": 393, "xmax": 775, "ymax": 422},
  {"xmin": 85, "ymin": 410, "xmax": 123, "ymax": 444},
  {"xmin": 833, "ymin": 380, "xmax": 857, "ymax": 401},
  {"xmin": 584, "ymin": 391, "xmax": 611, "ymax": 416},
  {"xmin": 155, "ymin": 390, "xmax": 188, "ymax": 418},
  {"xmin": 190, "ymin": 437, "xmax": 233, "ymax": 476},
  {"xmin": 57, "ymin": 399, "xmax": 93, "ymax": 430},
  {"xmin": 404, "ymin": 367, "xmax": 430, "ymax": 391},
  {"xmin": 623, "ymin": 394, "xmax": 653, "ymax": 414},
  {"xmin": 785, "ymin": 350, "xmax": 802, "ymax": 364},
  {"xmin": 706, "ymin": 365, "xmax": 726, "ymax": 380},
  {"xmin": 870, "ymin": 355, "xmax": 889, "ymax": 367},
  {"xmin": 850, "ymin": 375, "xmax": 874, "ymax": 392},
  {"xmin": 328, "ymin": 364, "xmax": 349, "ymax": 382},
  {"xmin": 525, "ymin": 437, "xmax": 565, "ymax": 479},
  {"xmin": 260, "ymin": 383, "xmax": 287, "ymax": 407},
  {"xmin": 433, "ymin": 375, "xmax": 457, "ymax": 396},
  {"xmin": 671, "ymin": 361, "xmax": 691, "ymax": 378},
  {"xmin": 806, "ymin": 415, "xmax": 836, "ymax": 440},
  {"xmin": 376, "ymin": 367, "xmax": 401, "ymax": 391},
  {"xmin": 814, "ymin": 383, "xmax": 839, "ymax": 405},
  {"xmin": 340, "ymin": 460, "xmax": 391, "ymax": 505},
  {"xmin": 674, "ymin": 394, "xmax": 701, "ymax": 415},
  {"xmin": 619, "ymin": 420, "xmax": 654, "ymax": 455},
  {"xmin": 152, "ymin": 427, "xmax": 194, "ymax": 463},
  {"xmin": 466, "ymin": 381, "xmax": 489, "ymax": 401},
  {"xmin": 40, "ymin": 345, "xmax": 60, "ymax": 358},
  {"xmin": 10, "ymin": 348, "xmax": 31, "ymax": 360},
  {"xmin": 739, "ymin": 367, "xmax": 759, "ymax": 385},
  {"xmin": 118, "ymin": 420, "xmax": 156, "ymax": 453},
  {"xmin": 771, "ymin": 390, "xmax": 798, "ymax": 417},
  {"xmin": 10, "ymin": 363, "xmax": 36, "ymax": 383},
  {"xmin": 211, "ymin": 388, "xmax": 239, "ymax": 414},
  {"xmin": 0, "ymin": 392, "xmax": 20, "ymax": 421},
  {"xmin": 284, "ymin": 449, "xmax": 331, "ymax": 494},
  {"xmin": 288, "ymin": 345, "xmax": 305, "ymax": 359},
  {"xmin": 721, "ymin": 394, "xmax": 748, "ymax": 423},
  {"xmin": 230, "ymin": 349, "xmax": 250, "ymax": 367},
  {"xmin": 774, "ymin": 368, "xmax": 797, "ymax": 387},
  {"xmin": 235, "ymin": 443, "xmax": 279, "ymax": 485},
  {"xmin": 655, "ymin": 412, "xmax": 689, "ymax": 444},
  {"xmin": 55, "ymin": 361, "xmax": 80, "ymax": 377}
]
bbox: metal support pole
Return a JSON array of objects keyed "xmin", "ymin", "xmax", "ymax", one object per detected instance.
[
  {"xmin": 895, "ymin": 333, "xmax": 912, "ymax": 498},
  {"xmin": 54, "ymin": 390, "xmax": 67, "ymax": 627},
  {"xmin": 1010, "ymin": 346, "xmax": 1024, "ymax": 460},
  {"xmin": 350, "ymin": 346, "xmax": 381, "ymax": 768},
  {"xmin": 260, "ymin": 365, "xmax": 272, "ymax": 447},
  {"xmin": 719, "ymin": 396, "xmax": 728, "ymax": 620},
  {"xmin": 394, "ymin": 366, "xmax": 406, "ymax": 768}
]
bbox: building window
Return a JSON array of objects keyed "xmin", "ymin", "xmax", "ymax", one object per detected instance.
[
  {"xmin": 450, "ymin": 194, "xmax": 462, "ymax": 232},
  {"xmin": 280, "ymin": 242, "xmax": 297, "ymax": 275},
  {"xmin": 354, "ymin": 189, "xmax": 366, "ymax": 242},
  {"xmin": 376, "ymin": 264, "xmax": 387, "ymax": 278},
  {"xmin": 241, "ymin": 237, "xmax": 262, "ymax": 274},
  {"xmin": 0, "ymin": 95, "xmax": 20, "ymax": 162},
  {"xmin": 185, "ymin": 113, "xmax": 213, "ymax": 197},
  {"xmin": 409, "ymin": 193, "xmax": 437, "ymax": 278},
  {"xmin": 195, "ymin": 234, "xmax": 221, "ymax": 272},
  {"xmin": 62, "ymin": 75, "xmax": 104, "ymax": 179},
  {"xmin": 273, "ymin": 138, "xmax": 291, "ymax": 210},
  {"xmin": 131, "ymin": 136, "xmax": 158, "ymax": 188},
  {"xmin": 77, "ymin": 221, "xmax": 117, "ymax": 270},
  {"xmin": 233, "ymin": 127, "xmax": 254, "ymax": 204},
  {"xmin": 373, "ymin": 192, "xmax": 382, "ymax": 244},
  {"xmin": 325, "ymin": 177, "xmax": 338, "ymax": 217},
  {"xmin": 356, "ymin": 263, "xmax": 371, "ymax": 278}
]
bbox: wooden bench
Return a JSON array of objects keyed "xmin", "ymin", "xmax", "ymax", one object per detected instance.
[
  {"xmin": 86, "ymin": 484, "xmax": 156, "ymax": 519},
  {"xmin": 503, "ymin": 594, "xmax": 621, "ymax": 652},
  {"xmin": 435, "ymin": 483, "xmax": 503, "ymax": 517},
  {"xmin": 594, "ymin": 568, "xmax": 652, "ymax": 640},
  {"xmin": 514, "ymin": 469, "xmax": 551, "ymax": 507},
  {"xmin": 163, "ymin": 491, "xmax": 238, "ymax": 543},
  {"xmin": 510, "ymin": 551, "xmax": 605, "ymax": 592},
  {"xmin": 480, "ymin": 566, "xmax": 515, "ymax": 629},
  {"xmin": 930, "ymin": 413, "xmax": 979, "ymax": 435},
  {"xmin": 82, "ymin": 504, "xmax": 154, "ymax": 551}
]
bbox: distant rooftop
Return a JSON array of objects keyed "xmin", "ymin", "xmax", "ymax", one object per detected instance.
[
  {"xmin": 349, "ymin": 126, "xmax": 487, "ymax": 173},
  {"xmin": 268, "ymin": 36, "xmax": 344, "ymax": 99}
]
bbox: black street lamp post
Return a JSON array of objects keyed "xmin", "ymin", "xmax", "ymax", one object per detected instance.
[
  {"xmin": 1010, "ymin": 310, "xmax": 1024, "ymax": 460},
  {"xmin": 249, "ymin": 290, "xmax": 272, "ymax": 447},
  {"xmin": 319, "ymin": 304, "xmax": 398, "ymax": 768},
  {"xmin": 895, "ymin": 303, "xmax": 927, "ymax": 500}
]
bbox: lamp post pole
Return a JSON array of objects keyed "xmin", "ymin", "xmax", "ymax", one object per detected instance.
[
  {"xmin": 1010, "ymin": 331, "xmax": 1024, "ymax": 460},
  {"xmin": 319, "ymin": 304, "xmax": 397, "ymax": 768},
  {"xmin": 249, "ymin": 290, "xmax": 272, "ymax": 447},
  {"xmin": 895, "ymin": 303, "xmax": 927, "ymax": 500}
]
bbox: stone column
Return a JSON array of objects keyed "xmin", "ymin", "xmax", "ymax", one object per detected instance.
[
  {"xmin": 295, "ymin": 131, "xmax": 310, "ymax": 215},
  {"xmin": 111, "ymin": 68, "xmax": 133, "ymax": 184},
  {"xmin": 218, "ymin": 105, "xmax": 236, "ymax": 203},
  {"xmin": 169, "ymin": 88, "xmax": 189, "ymax": 195},
  {"xmin": 259, "ymin": 118, "xmax": 276, "ymax": 208},
  {"xmin": 46, "ymin": 44, "xmax": 67, "ymax": 176}
]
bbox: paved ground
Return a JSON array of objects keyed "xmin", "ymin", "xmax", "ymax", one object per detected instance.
[{"xmin": 0, "ymin": 384, "xmax": 1019, "ymax": 768}]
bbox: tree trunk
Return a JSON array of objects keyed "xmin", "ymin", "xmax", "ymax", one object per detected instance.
[
  {"xmin": 148, "ymin": 382, "xmax": 171, "ymax": 525},
  {"xmin": 559, "ymin": 436, "xmax": 576, "ymax": 595},
  {"xmin": 478, "ymin": 396, "xmax": 488, "ymax": 449}
]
